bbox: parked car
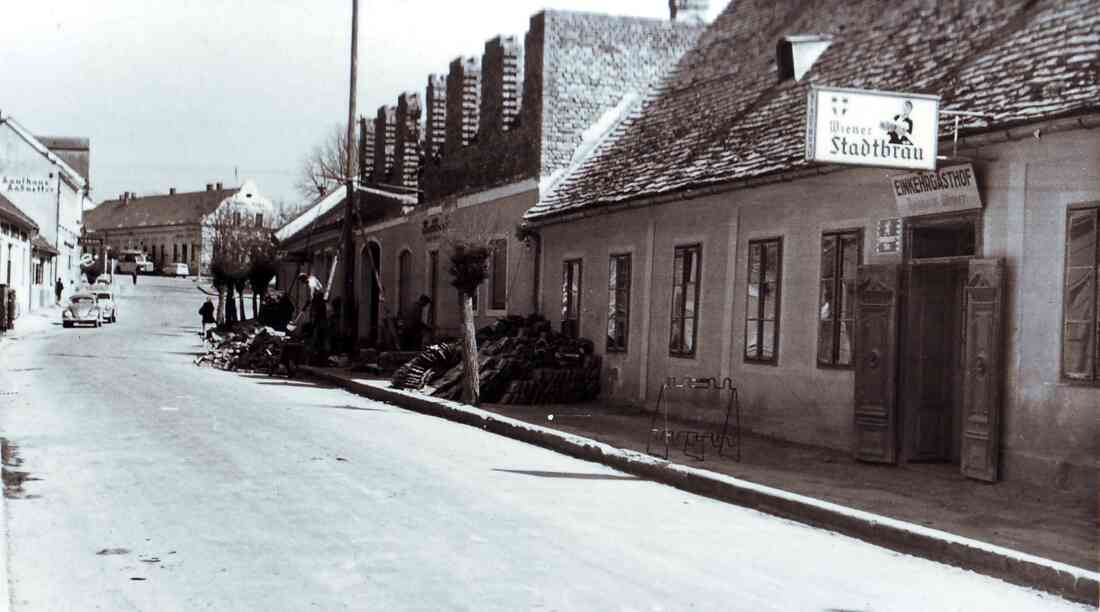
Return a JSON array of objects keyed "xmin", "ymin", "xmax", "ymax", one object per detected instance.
[
  {"xmin": 162, "ymin": 263, "xmax": 190, "ymax": 277},
  {"xmin": 140, "ymin": 260, "xmax": 156, "ymax": 274},
  {"xmin": 93, "ymin": 289, "xmax": 117, "ymax": 323},
  {"xmin": 94, "ymin": 274, "xmax": 113, "ymax": 286},
  {"xmin": 62, "ymin": 293, "xmax": 103, "ymax": 328}
]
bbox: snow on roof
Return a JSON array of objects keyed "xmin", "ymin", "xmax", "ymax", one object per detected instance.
[{"xmin": 274, "ymin": 182, "xmax": 417, "ymax": 244}]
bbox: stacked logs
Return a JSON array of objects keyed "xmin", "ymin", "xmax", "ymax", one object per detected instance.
[
  {"xmin": 194, "ymin": 322, "xmax": 289, "ymax": 372},
  {"xmin": 391, "ymin": 314, "xmax": 601, "ymax": 404}
]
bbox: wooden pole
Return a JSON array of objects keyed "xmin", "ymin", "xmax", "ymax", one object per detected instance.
[
  {"xmin": 342, "ymin": 0, "xmax": 359, "ymax": 345},
  {"xmin": 460, "ymin": 293, "xmax": 480, "ymax": 406}
]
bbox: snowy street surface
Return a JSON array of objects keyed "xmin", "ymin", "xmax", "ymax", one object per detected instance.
[{"xmin": 0, "ymin": 277, "xmax": 1089, "ymax": 611}]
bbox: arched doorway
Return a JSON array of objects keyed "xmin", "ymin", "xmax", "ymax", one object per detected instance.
[{"xmin": 361, "ymin": 241, "xmax": 382, "ymax": 346}]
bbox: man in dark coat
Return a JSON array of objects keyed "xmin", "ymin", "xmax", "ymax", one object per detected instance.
[
  {"xmin": 199, "ymin": 298, "xmax": 216, "ymax": 336},
  {"xmin": 54, "ymin": 277, "xmax": 64, "ymax": 305}
]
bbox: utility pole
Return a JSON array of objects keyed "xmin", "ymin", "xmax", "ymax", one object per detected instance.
[{"xmin": 342, "ymin": 0, "xmax": 359, "ymax": 347}]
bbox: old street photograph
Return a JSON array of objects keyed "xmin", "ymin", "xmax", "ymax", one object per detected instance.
[{"xmin": 0, "ymin": 0, "xmax": 1097, "ymax": 610}]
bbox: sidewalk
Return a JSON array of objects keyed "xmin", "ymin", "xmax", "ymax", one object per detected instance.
[
  {"xmin": 0, "ymin": 304, "xmax": 62, "ymax": 352},
  {"xmin": 302, "ymin": 366, "xmax": 1098, "ymax": 605}
]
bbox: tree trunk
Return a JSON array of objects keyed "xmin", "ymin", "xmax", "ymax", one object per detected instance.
[
  {"xmin": 252, "ymin": 292, "xmax": 259, "ymax": 319},
  {"xmin": 216, "ymin": 288, "xmax": 225, "ymax": 325},
  {"xmin": 460, "ymin": 293, "xmax": 480, "ymax": 406},
  {"xmin": 238, "ymin": 287, "xmax": 246, "ymax": 322}
]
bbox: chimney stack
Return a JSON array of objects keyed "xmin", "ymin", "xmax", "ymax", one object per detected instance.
[
  {"xmin": 372, "ymin": 105, "xmax": 397, "ymax": 184},
  {"xmin": 445, "ymin": 56, "xmax": 481, "ymax": 153},
  {"xmin": 395, "ymin": 92, "xmax": 422, "ymax": 190},
  {"xmin": 358, "ymin": 116, "xmax": 375, "ymax": 183},
  {"xmin": 205, "ymin": 183, "xmax": 213, "ymax": 191},
  {"xmin": 480, "ymin": 35, "xmax": 524, "ymax": 135},
  {"xmin": 215, "ymin": 181, "xmax": 223, "ymax": 190},
  {"xmin": 169, "ymin": 187, "xmax": 176, "ymax": 195},
  {"xmin": 669, "ymin": 0, "xmax": 709, "ymax": 23},
  {"xmin": 425, "ymin": 74, "xmax": 447, "ymax": 160}
]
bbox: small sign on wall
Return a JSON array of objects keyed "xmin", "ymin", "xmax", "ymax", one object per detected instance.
[
  {"xmin": 875, "ymin": 218, "xmax": 902, "ymax": 255},
  {"xmin": 891, "ymin": 163, "xmax": 982, "ymax": 217}
]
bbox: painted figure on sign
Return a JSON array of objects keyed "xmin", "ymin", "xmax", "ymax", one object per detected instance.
[{"xmin": 881, "ymin": 100, "xmax": 915, "ymax": 145}]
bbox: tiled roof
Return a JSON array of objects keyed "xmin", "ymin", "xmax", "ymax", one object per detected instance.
[
  {"xmin": 83, "ymin": 188, "xmax": 238, "ymax": 231},
  {"xmin": 0, "ymin": 193, "xmax": 38, "ymax": 232},
  {"xmin": 31, "ymin": 234, "xmax": 59, "ymax": 256},
  {"xmin": 527, "ymin": 0, "xmax": 1100, "ymax": 221}
]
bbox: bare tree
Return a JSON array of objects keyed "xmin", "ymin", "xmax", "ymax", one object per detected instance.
[
  {"xmin": 206, "ymin": 207, "xmax": 275, "ymax": 325},
  {"xmin": 295, "ymin": 124, "xmax": 349, "ymax": 201},
  {"xmin": 272, "ymin": 198, "xmax": 311, "ymax": 229},
  {"xmin": 436, "ymin": 208, "xmax": 508, "ymax": 406}
]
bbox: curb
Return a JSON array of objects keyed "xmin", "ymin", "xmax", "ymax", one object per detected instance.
[{"xmin": 302, "ymin": 366, "xmax": 1100, "ymax": 606}]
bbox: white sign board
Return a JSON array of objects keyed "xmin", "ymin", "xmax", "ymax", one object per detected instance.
[
  {"xmin": 806, "ymin": 86, "xmax": 939, "ymax": 171},
  {"xmin": 891, "ymin": 163, "xmax": 981, "ymax": 217}
]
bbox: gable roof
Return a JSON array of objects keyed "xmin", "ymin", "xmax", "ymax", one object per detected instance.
[
  {"xmin": 83, "ymin": 187, "xmax": 239, "ymax": 231},
  {"xmin": 0, "ymin": 193, "xmax": 38, "ymax": 232},
  {"xmin": 0, "ymin": 117, "xmax": 88, "ymax": 191},
  {"xmin": 526, "ymin": 0, "xmax": 1100, "ymax": 222}
]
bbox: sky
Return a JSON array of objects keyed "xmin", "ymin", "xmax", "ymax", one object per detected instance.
[{"xmin": 1, "ymin": 1, "xmax": 724, "ymax": 209}]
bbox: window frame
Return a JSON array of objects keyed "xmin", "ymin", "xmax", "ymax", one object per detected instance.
[
  {"xmin": 669, "ymin": 243, "xmax": 702, "ymax": 358},
  {"xmin": 397, "ymin": 248, "xmax": 412, "ymax": 316},
  {"xmin": 561, "ymin": 258, "xmax": 583, "ymax": 338},
  {"xmin": 606, "ymin": 253, "xmax": 632, "ymax": 353},
  {"xmin": 489, "ymin": 237, "xmax": 508, "ymax": 312},
  {"xmin": 744, "ymin": 237, "xmax": 783, "ymax": 365},
  {"xmin": 817, "ymin": 229, "xmax": 862, "ymax": 369},
  {"xmin": 1061, "ymin": 201, "xmax": 1100, "ymax": 386}
]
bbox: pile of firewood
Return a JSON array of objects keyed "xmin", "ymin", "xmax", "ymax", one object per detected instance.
[
  {"xmin": 194, "ymin": 321, "xmax": 289, "ymax": 372},
  {"xmin": 391, "ymin": 314, "xmax": 601, "ymax": 404}
]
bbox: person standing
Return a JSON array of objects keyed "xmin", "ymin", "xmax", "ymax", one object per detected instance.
[
  {"xmin": 132, "ymin": 269, "xmax": 138, "ymax": 285},
  {"xmin": 199, "ymin": 298, "xmax": 216, "ymax": 337},
  {"xmin": 54, "ymin": 277, "xmax": 64, "ymax": 305}
]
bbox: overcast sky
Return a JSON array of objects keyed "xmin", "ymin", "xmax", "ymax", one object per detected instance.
[{"xmin": 1, "ymin": 1, "xmax": 722, "ymax": 208}]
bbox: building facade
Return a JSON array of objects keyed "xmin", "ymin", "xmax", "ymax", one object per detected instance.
[
  {"xmin": 276, "ymin": 7, "xmax": 704, "ymax": 345},
  {"xmin": 523, "ymin": 0, "xmax": 1099, "ymax": 491},
  {"xmin": 84, "ymin": 180, "xmax": 274, "ymax": 275}
]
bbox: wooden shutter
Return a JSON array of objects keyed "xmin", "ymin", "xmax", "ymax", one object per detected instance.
[
  {"xmin": 960, "ymin": 258, "xmax": 1005, "ymax": 482},
  {"xmin": 853, "ymin": 264, "xmax": 900, "ymax": 463}
]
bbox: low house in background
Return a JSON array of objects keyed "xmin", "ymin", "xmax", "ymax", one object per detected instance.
[
  {"xmin": 0, "ymin": 193, "xmax": 39, "ymax": 319},
  {"xmin": 84, "ymin": 180, "xmax": 275, "ymax": 275},
  {"xmin": 276, "ymin": 4, "xmax": 705, "ymax": 346},
  {"xmin": 0, "ymin": 113, "xmax": 91, "ymax": 310},
  {"xmin": 523, "ymin": 0, "xmax": 1099, "ymax": 491}
]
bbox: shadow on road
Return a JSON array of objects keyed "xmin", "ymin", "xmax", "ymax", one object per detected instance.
[{"xmin": 492, "ymin": 468, "xmax": 643, "ymax": 481}]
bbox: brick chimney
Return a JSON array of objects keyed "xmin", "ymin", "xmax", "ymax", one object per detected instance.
[
  {"xmin": 372, "ymin": 105, "xmax": 397, "ymax": 184},
  {"xmin": 425, "ymin": 74, "xmax": 447, "ymax": 160},
  {"xmin": 669, "ymin": 0, "xmax": 709, "ymax": 23},
  {"xmin": 358, "ymin": 116, "xmax": 374, "ymax": 183},
  {"xmin": 215, "ymin": 181, "xmax": 223, "ymax": 190},
  {"xmin": 480, "ymin": 35, "xmax": 524, "ymax": 135},
  {"xmin": 169, "ymin": 187, "xmax": 176, "ymax": 195},
  {"xmin": 205, "ymin": 183, "xmax": 213, "ymax": 191},
  {"xmin": 445, "ymin": 56, "xmax": 481, "ymax": 153},
  {"xmin": 395, "ymin": 92, "xmax": 422, "ymax": 190}
]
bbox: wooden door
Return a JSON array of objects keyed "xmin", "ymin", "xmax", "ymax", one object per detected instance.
[
  {"xmin": 853, "ymin": 264, "xmax": 901, "ymax": 464},
  {"xmin": 960, "ymin": 258, "xmax": 1005, "ymax": 482},
  {"xmin": 904, "ymin": 265, "xmax": 959, "ymax": 461}
]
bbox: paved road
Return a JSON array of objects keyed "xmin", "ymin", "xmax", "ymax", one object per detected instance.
[{"xmin": 0, "ymin": 277, "xmax": 1088, "ymax": 611}]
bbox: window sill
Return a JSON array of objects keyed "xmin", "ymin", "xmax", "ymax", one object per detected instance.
[
  {"xmin": 817, "ymin": 363, "xmax": 855, "ymax": 371},
  {"xmin": 1058, "ymin": 377, "xmax": 1100, "ymax": 388},
  {"xmin": 669, "ymin": 352, "xmax": 697, "ymax": 360},
  {"xmin": 744, "ymin": 358, "xmax": 779, "ymax": 367}
]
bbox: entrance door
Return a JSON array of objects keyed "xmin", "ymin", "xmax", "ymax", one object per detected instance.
[
  {"xmin": 853, "ymin": 264, "xmax": 901, "ymax": 464},
  {"xmin": 903, "ymin": 262, "xmax": 966, "ymax": 462},
  {"xmin": 960, "ymin": 258, "xmax": 1005, "ymax": 482}
]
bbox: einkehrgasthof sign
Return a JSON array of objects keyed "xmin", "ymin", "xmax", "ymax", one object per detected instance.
[{"xmin": 805, "ymin": 86, "xmax": 940, "ymax": 171}]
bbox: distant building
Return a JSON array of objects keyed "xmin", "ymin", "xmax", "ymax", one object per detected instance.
[
  {"xmin": 0, "ymin": 114, "xmax": 90, "ymax": 312},
  {"xmin": 83, "ymin": 180, "xmax": 274, "ymax": 275},
  {"xmin": 0, "ymin": 193, "xmax": 39, "ymax": 318}
]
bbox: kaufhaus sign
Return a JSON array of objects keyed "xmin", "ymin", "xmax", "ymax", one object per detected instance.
[
  {"xmin": 891, "ymin": 163, "xmax": 982, "ymax": 217},
  {"xmin": 806, "ymin": 86, "xmax": 940, "ymax": 171}
]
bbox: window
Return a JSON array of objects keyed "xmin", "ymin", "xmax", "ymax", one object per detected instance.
[
  {"xmin": 181, "ymin": 244, "xmax": 188, "ymax": 264},
  {"xmin": 607, "ymin": 254, "xmax": 631, "ymax": 352},
  {"xmin": 255, "ymin": 213, "xmax": 263, "ymax": 227},
  {"xmin": 1063, "ymin": 204, "xmax": 1100, "ymax": 383},
  {"xmin": 490, "ymin": 238, "xmax": 507, "ymax": 310},
  {"xmin": 818, "ymin": 230, "xmax": 861, "ymax": 367},
  {"xmin": 670, "ymin": 244, "xmax": 702, "ymax": 356},
  {"xmin": 233, "ymin": 211, "xmax": 241, "ymax": 226},
  {"xmin": 398, "ymin": 250, "xmax": 411, "ymax": 315},
  {"xmin": 173, "ymin": 244, "xmax": 179, "ymax": 262},
  {"xmin": 561, "ymin": 259, "xmax": 582, "ymax": 338},
  {"xmin": 745, "ymin": 238, "xmax": 782, "ymax": 364},
  {"xmin": 428, "ymin": 250, "xmax": 438, "ymax": 327}
]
